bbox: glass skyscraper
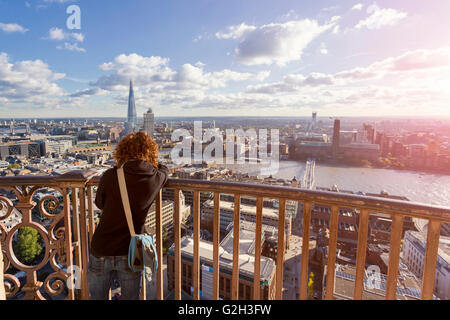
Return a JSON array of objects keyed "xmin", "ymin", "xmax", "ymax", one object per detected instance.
[{"xmin": 125, "ymin": 80, "xmax": 137, "ymax": 134}]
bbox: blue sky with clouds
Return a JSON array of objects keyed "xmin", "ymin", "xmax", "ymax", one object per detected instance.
[{"xmin": 0, "ymin": 0, "xmax": 449, "ymax": 118}]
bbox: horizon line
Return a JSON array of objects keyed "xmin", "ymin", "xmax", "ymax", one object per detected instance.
[{"xmin": 2, "ymin": 115, "xmax": 450, "ymax": 120}]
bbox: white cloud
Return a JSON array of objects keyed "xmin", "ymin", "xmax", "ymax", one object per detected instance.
[
  {"xmin": 207, "ymin": 68, "xmax": 255, "ymax": 88},
  {"xmin": 351, "ymin": 3, "xmax": 364, "ymax": 11},
  {"xmin": 336, "ymin": 47, "xmax": 450, "ymax": 80},
  {"xmin": 43, "ymin": 0, "xmax": 75, "ymax": 3},
  {"xmin": 0, "ymin": 52, "xmax": 65, "ymax": 103},
  {"xmin": 193, "ymin": 32, "xmax": 211, "ymax": 43},
  {"xmin": 162, "ymin": 63, "xmax": 255, "ymax": 91},
  {"xmin": 47, "ymin": 27, "xmax": 84, "ymax": 42},
  {"xmin": 26, "ymin": 47, "xmax": 448, "ymax": 116},
  {"xmin": 35, "ymin": 0, "xmax": 76, "ymax": 10},
  {"xmin": 0, "ymin": 22, "xmax": 29, "ymax": 33},
  {"xmin": 174, "ymin": 63, "xmax": 206, "ymax": 88},
  {"xmin": 255, "ymin": 71, "xmax": 271, "ymax": 81},
  {"xmin": 56, "ymin": 42, "xmax": 86, "ymax": 52},
  {"xmin": 195, "ymin": 61, "xmax": 205, "ymax": 68},
  {"xmin": 71, "ymin": 33, "xmax": 84, "ymax": 42},
  {"xmin": 246, "ymin": 72, "xmax": 336, "ymax": 94},
  {"xmin": 94, "ymin": 54, "xmax": 175, "ymax": 90},
  {"xmin": 319, "ymin": 42, "xmax": 328, "ymax": 55},
  {"xmin": 321, "ymin": 6, "xmax": 339, "ymax": 13},
  {"xmin": 355, "ymin": 4, "xmax": 407, "ymax": 30},
  {"xmin": 69, "ymin": 88, "xmax": 106, "ymax": 98},
  {"xmin": 222, "ymin": 18, "xmax": 339, "ymax": 66},
  {"xmin": 193, "ymin": 35, "xmax": 202, "ymax": 43},
  {"xmin": 46, "ymin": 28, "xmax": 86, "ymax": 53},
  {"xmin": 78, "ymin": 48, "xmax": 450, "ymax": 115},
  {"xmin": 333, "ymin": 25, "xmax": 340, "ymax": 34},
  {"xmin": 281, "ymin": 10, "xmax": 298, "ymax": 20},
  {"xmin": 48, "ymin": 27, "xmax": 65, "ymax": 40},
  {"xmin": 5, "ymin": 43, "xmax": 447, "ymax": 117},
  {"xmin": 76, "ymin": 53, "xmax": 273, "ymax": 114},
  {"xmin": 215, "ymin": 23, "xmax": 256, "ymax": 40},
  {"xmin": 386, "ymin": 47, "xmax": 450, "ymax": 71},
  {"xmin": 92, "ymin": 53, "xmax": 267, "ymax": 93},
  {"xmin": 246, "ymin": 47, "xmax": 450, "ymax": 95},
  {"xmin": 366, "ymin": 3, "xmax": 379, "ymax": 14}
]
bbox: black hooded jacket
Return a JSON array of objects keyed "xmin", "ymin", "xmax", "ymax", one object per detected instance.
[{"xmin": 90, "ymin": 160, "xmax": 169, "ymax": 257}]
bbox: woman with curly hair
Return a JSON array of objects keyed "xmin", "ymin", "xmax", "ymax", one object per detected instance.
[{"xmin": 88, "ymin": 131, "xmax": 169, "ymax": 300}]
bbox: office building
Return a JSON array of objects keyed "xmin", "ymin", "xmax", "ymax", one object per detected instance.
[
  {"xmin": 143, "ymin": 108, "xmax": 155, "ymax": 137},
  {"xmin": 42, "ymin": 139, "xmax": 73, "ymax": 156},
  {"xmin": 402, "ymin": 230, "xmax": 450, "ymax": 300},
  {"xmin": 363, "ymin": 124, "xmax": 376, "ymax": 144},
  {"xmin": 144, "ymin": 200, "xmax": 175, "ymax": 235},
  {"xmin": 0, "ymin": 141, "xmax": 40, "ymax": 159}
]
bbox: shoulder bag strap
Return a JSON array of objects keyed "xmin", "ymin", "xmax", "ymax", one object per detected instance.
[{"xmin": 117, "ymin": 165, "xmax": 136, "ymax": 237}]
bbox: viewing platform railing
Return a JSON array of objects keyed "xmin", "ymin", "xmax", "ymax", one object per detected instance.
[{"xmin": 0, "ymin": 170, "xmax": 449, "ymax": 300}]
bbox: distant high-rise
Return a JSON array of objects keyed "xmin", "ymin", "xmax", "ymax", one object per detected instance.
[
  {"xmin": 332, "ymin": 119, "xmax": 340, "ymax": 158},
  {"xmin": 311, "ymin": 112, "xmax": 317, "ymax": 131},
  {"xmin": 363, "ymin": 123, "xmax": 376, "ymax": 144},
  {"xmin": 143, "ymin": 108, "xmax": 154, "ymax": 137},
  {"xmin": 125, "ymin": 80, "xmax": 137, "ymax": 134}
]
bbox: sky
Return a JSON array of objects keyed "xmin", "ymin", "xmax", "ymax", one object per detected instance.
[{"xmin": 0, "ymin": 0, "xmax": 449, "ymax": 118}]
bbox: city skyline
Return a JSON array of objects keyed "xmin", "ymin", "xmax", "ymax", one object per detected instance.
[
  {"xmin": 1, "ymin": 1, "xmax": 450, "ymax": 303},
  {"xmin": 0, "ymin": 1, "xmax": 450, "ymax": 118}
]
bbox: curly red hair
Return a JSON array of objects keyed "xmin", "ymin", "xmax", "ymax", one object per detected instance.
[{"xmin": 114, "ymin": 131, "xmax": 159, "ymax": 168}]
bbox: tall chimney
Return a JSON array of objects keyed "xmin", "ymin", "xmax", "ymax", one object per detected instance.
[{"xmin": 332, "ymin": 119, "xmax": 340, "ymax": 159}]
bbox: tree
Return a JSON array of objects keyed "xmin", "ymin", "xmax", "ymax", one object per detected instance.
[
  {"xmin": 307, "ymin": 272, "xmax": 314, "ymax": 299},
  {"xmin": 383, "ymin": 158, "xmax": 392, "ymax": 167},
  {"xmin": 13, "ymin": 227, "xmax": 43, "ymax": 265}
]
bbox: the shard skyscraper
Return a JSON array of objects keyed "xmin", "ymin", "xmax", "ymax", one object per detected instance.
[{"xmin": 125, "ymin": 80, "xmax": 137, "ymax": 134}]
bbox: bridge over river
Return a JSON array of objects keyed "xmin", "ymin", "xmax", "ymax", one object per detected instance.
[{"xmin": 302, "ymin": 159, "xmax": 315, "ymax": 190}]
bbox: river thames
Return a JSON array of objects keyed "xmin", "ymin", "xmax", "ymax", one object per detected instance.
[{"xmin": 225, "ymin": 160, "xmax": 450, "ymax": 207}]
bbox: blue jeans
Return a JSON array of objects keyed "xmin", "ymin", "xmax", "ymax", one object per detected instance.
[{"xmin": 88, "ymin": 254, "xmax": 142, "ymax": 300}]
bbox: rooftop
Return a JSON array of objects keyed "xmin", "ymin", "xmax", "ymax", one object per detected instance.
[
  {"xmin": 333, "ymin": 264, "xmax": 436, "ymax": 300},
  {"xmin": 227, "ymin": 220, "xmax": 278, "ymax": 241},
  {"xmin": 169, "ymin": 236, "xmax": 276, "ymax": 282},
  {"xmin": 341, "ymin": 143, "xmax": 380, "ymax": 150},
  {"xmin": 203, "ymin": 198, "xmax": 290, "ymax": 220},
  {"xmin": 299, "ymin": 142, "xmax": 332, "ymax": 147},
  {"xmin": 0, "ymin": 141, "xmax": 38, "ymax": 146}
]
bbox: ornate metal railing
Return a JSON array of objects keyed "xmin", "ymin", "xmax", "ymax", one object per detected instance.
[{"xmin": 1, "ymin": 170, "xmax": 450, "ymax": 300}]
